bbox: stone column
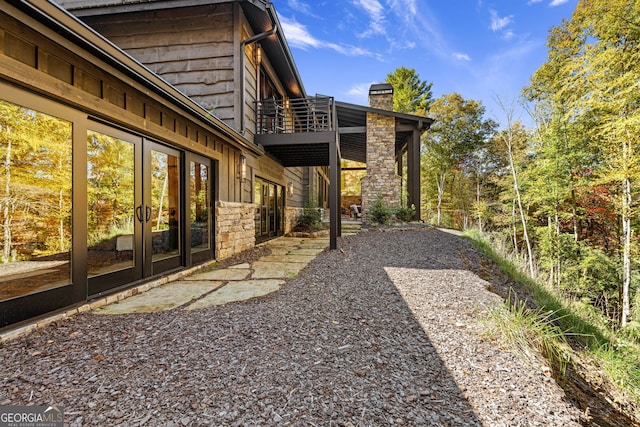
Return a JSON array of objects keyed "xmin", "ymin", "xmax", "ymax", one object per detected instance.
[{"xmin": 361, "ymin": 83, "xmax": 401, "ymax": 221}]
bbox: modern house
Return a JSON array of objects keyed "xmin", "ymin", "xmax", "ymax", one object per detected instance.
[{"xmin": 0, "ymin": 0, "xmax": 431, "ymax": 329}]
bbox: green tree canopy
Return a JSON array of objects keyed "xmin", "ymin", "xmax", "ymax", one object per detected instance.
[
  {"xmin": 385, "ymin": 66, "xmax": 433, "ymax": 114},
  {"xmin": 422, "ymin": 93, "xmax": 497, "ymax": 225}
]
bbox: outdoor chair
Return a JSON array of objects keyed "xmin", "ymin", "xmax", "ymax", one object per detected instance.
[{"xmin": 350, "ymin": 204, "xmax": 362, "ymax": 220}]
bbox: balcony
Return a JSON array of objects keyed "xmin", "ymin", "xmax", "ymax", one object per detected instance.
[
  {"xmin": 255, "ymin": 95, "xmax": 335, "ymax": 135},
  {"xmin": 254, "ymin": 96, "xmax": 336, "ymax": 167}
]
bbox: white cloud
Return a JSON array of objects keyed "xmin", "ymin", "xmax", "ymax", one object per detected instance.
[
  {"xmin": 454, "ymin": 52, "xmax": 472, "ymax": 61},
  {"xmin": 388, "ymin": 0, "xmax": 417, "ymax": 15},
  {"xmin": 344, "ymin": 82, "xmax": 379, "ymax": 104},
  {"xmin": 279, "ymin": 17, "xmax": 321, "ymax": 49},
  {"xmin": 489, "ymin": 9, "xmax": 513, "ymax": 32},
  {"xmin": 385, "ymin": 0, "xmax": 449, "ymax": 58},
  {"xmin": 353, "ymin": 0, "xmax": 386, "ymax": 37},
  {"xmin": 347, "ymin": 82, "xmax": 374, "ymax": 97},
  {"xmin": 279, "ymin": 15, "xmax": 383, "ymax": 59},
  {"xmin": 528, "ymin": 0, "xmax": 569, "ymax": 6},
  {"xmin": 287, "ymin": 0, "xmax": 314, "ymax": 15},
  {"xmin": 502, "ymin": 30, "xmax": 515, "ymax": 40}
]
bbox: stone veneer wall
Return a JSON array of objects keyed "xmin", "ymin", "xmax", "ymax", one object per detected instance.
[
  {"xmin": 215, "ymin": 201, "xmax": 255, "ymax": 259},
  {"xmin": 361, "ymin": 87, "xmax": 401, "ymax": 219},
  {"xmin": 284, "ymin": 207, "xmax": 303, "ymax": 234}
]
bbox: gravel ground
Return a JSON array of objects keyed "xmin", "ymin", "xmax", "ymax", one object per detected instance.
[{"xmin": 0, "ymin": 227, "xmax": 587, "ymax": 426}]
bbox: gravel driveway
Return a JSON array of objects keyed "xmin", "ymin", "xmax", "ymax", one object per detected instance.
[{"xmin": 0, "ymin": 227, "xmax": 585, "ymax": 426}]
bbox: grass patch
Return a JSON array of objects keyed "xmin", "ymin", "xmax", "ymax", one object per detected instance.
[
  {"xmin": 489, "ymin": 292, "xmax": 571, "ymax": 375},
  {"xmin": 465, "ymin": 228, "xmax": 640, "ymax": 403}
]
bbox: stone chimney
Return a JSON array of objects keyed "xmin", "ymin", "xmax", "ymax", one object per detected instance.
[{"xmin": 361, "ymin": 83, "xmax": 401, "ymax": 221}]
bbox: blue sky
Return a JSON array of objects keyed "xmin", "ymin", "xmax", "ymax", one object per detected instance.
[{"xmin": 271, "ymin": 0, "xmax": 578, "ymax": 128}]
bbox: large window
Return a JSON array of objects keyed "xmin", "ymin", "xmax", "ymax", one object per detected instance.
[
  {"xmin": 87, "ymin": 131, "xmax": 136, "ymax": 277},
  {"xmin": 0, "ymin": 99, "xmax": 72, "ymax": 301},
  {"xmin": 190, "ymin": 160, "xmax": 210, "ymax": 253}
]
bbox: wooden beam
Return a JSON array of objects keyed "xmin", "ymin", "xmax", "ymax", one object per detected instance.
[
  {"xmin": 329, "ymin": 137, "xmax": 339, "ymax": 250},
  {"xmin": 408, "ymin": 128, "xmax": 421, "ymax": 220}
]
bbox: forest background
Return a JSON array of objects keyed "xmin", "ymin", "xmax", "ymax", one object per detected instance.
[
  {"xmin": 341, "ymin": 0, "xmax": 640, "ymax": 397},
  {"xmin": 350, "ymin": 0, "xmax": 640, "ymax": 410}
]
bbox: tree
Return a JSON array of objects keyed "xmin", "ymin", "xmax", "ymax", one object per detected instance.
[
  {"xmin": 1, "ymin": 100, "xmax": 72, "ymax": 263},
  {"xmin": 385, "ymin": 66, "xmax": 433, "ymax": 114},
  {"xmin": 525, "ymin": 0, "xmax": 640, "ymax": 326},
  {"xmin": 422, "ymin": 93, "xmax": 497, "ymax": 226}
]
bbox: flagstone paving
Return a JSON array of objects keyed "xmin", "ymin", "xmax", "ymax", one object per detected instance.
[
  {"xmin": 94, "ymin": 234, "xmax": 332, "ymax": 315},
  {"xmin": 96, "ymin": 281, "xmax": 224, "ymax": 314},
  {"xmin": 185, "ymin": 279, "xmax": 285, "ymax": 309}
]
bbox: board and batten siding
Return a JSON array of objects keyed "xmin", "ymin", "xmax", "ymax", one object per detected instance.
[{"xmin": 80, "ymin": 4, "xmax": 237, "ymax": 129}]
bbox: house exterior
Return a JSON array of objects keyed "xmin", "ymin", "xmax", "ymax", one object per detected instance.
[{"xmin": 0, "ymin": 0, "xmax": 431, "ymax": 330}]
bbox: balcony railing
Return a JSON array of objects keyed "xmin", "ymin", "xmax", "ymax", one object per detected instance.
[{"xmin": 255, "ymin": 95, "xmax": 334, "ymax": 135}]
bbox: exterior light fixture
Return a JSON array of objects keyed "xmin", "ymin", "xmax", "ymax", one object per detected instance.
[
  {"xmin": 255, "ymin": 43, "xmax": 262, "ymax": 65},
  {"xmin": 287, "ymin": 181, "xmax": 294, "ymax": 196},
  {"xmin": 238, "ymin": 154, "xmax": 247, "ymax": 182}
]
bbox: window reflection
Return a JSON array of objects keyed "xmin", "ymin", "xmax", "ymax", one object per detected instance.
[
  {"xmin": 151, "ymin": 150, "xmax": 180, "ymax": 261},
  {"xmin": 0, "ymin": 99, "xmax": 72, "ymax": 301},
  {"xmin": 190, "ymin": 161, "xmax": 209, "ymax": 252},
  {"xmin": 87, "ymin": 131, "xmax": 135, "ymax": 277}
]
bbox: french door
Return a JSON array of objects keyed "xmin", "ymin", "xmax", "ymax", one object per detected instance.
[
  {"xmin": 87, "ymin": 124, "xmax": 183, "ymax": 296},
  {"xmin": 254, "ymin": 178, "xmax": 284, "ymax": 243}
]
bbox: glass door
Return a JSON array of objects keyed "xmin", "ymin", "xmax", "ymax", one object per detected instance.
[
  {"xmin": 188, "ymin": 154, "xmax": 213, "ymax": 265},
  {"xmin": 254, "ymin": 177, "xmax": 284, "ymax": 243},
  {"xmin": 87, "ymin": 126, "xmax": 143, "ymax": 296},
  {"xmin": 88, "ymin": 133, "xmax": 183, "ymax": 296},
  {"xmin": 144, "ymin": 142, "xmax": 182, "ymax": 275}
]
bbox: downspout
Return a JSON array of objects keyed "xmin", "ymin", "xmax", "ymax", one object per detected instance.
[{"xmin": 239, "ymin": 3, "xmax": 278, "ymax": 134}]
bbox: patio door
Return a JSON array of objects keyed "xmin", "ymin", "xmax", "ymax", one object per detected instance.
[
  {"xmin": 87, "ymin": 126, "xmax": 142, "ymax": 295},
  {"xmin": 87, "ymin": 125, "xmax": 183, "ymax": 296},
  {"xmin": 144, "ymin": 142, "xmax": 182, "ymax": 276},
  {"xmin": 254, "ymin": 178, "xmax": 284, "ymax": 243}
]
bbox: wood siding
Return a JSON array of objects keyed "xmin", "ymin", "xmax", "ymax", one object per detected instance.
[
  {"xmin": 81, "ymin": 4, "xmax": 237, "ymax": 129},
  {"xmin": 0, "ymin": 7, "xmax": 253, "ymax": 206}
]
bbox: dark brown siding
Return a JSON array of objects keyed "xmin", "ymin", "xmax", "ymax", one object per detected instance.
[{"xmin": 80, "ymin": 4, "xmax": 237, "ymax": 128}]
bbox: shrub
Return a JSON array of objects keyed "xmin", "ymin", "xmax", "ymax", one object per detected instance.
[
  {"xmin": 297, "ymin": 208, "xmax": 322, "ymax": 230},
  {"xmin": 295, "ymin": 195, "xmax": 323, "ymax": 231},
  {"xmin": 394, "ymin": 204, "xmax": 415, "ymax": 222},
  {"xmin": 369, "ymin": 194, "xmax": 391, "ymax": 225}
]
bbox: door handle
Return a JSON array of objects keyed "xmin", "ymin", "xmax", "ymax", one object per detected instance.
[
  {"xmin": 145, "ymin": 206, "xmax": 152, "ymax": 222},
  {"xmin": 135, "ymin": 205, "xmax": 143, "ymax": 223}
]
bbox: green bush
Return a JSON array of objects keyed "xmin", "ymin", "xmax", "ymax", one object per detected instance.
[
  {"xmin": 295, "ymin": 194, "xmax": 322, "ymax": 230},
  {"xmin": 369, "ymin": 194, "xmax": 391, "ymax": 225},
  {"xmin": 297, "ymin": 208, "xmax": 322, "ymax": 230},
  {"xmin": 394, "ymin": 204, "xmax": 415, "ymax": 222}
]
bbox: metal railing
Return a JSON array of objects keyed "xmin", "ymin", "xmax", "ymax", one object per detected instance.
[{"xmin": 255, "ymin": 96, "xmax": 334, "ymax": 134}]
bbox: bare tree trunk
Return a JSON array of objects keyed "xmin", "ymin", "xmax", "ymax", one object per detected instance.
[
  {"xmin": 621, "ymin": 176, "xmax": 631, "ymax": 327},
  {"xmin": 476, "ymin": 173, "xmax": 483, "ymax": 232},
  {"xmin": 512, "ymin": 201, "xmax": 518, "ymax": 254},
  {"xmin": 508, "ymin": 143, "xmax": 535, "ymax": 278},
  {"xmin": 619, "ymin": 122, "xmax": 633, "ymax": 327},
  {"xmin": 435, "ymin": 172, "xmax": 445, "ymax": 226},
  {"xmin": 497, "ymin": 97, "xmax": 535, "ymax": 278}
]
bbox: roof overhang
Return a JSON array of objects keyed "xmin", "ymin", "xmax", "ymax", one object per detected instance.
[
  {"xmin": 11, "ymin": 0, "xmax": 263, "ymax": 156},
  {"xmin": 335, "ymin": 101, "xmax": 433, "ymax": 164},
  {"xmin": 60, "ymin": 0, "xmax": 306, "ymax": 100},
  {"xmin": 239, "ymin": 1, "xmax": 306, "ymax": 99}
]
